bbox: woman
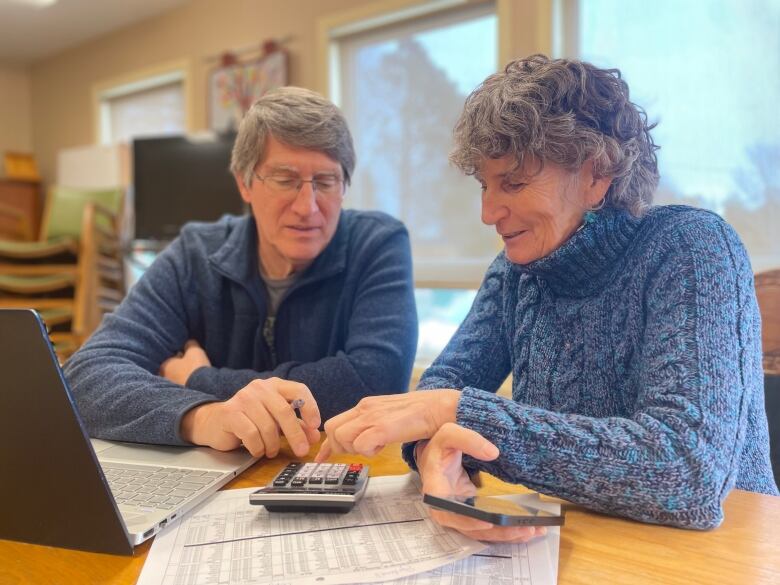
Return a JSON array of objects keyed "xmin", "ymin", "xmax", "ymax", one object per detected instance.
[{"xmin": 317, "ymin": 55, "xmax": 778, "ymax": 540}]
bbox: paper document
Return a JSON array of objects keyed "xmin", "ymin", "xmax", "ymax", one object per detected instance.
[
  {"xmin": 138, "ymin": 475, "xmax": 486, "ymax": 585},
  {"xmin": 376, "ymin": 494, "xmax": 561, "ymax": 585}
]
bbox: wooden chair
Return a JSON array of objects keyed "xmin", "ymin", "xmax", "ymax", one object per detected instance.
[
  {"xmin": 0, "ymin": 187, "xmax": 125, "ymax": 359},
  {"xmin": 755, "ymin": 269, "xmax": 780, "ymax": 375},
  {"xmin": 755, "ymin": 268, "xmax": 780, "ymax": 487}
]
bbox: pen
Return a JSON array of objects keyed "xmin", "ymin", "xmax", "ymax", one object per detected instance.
[{"xmin": 291, "ymin": 398, "xmax": 305, "ymax": 418}]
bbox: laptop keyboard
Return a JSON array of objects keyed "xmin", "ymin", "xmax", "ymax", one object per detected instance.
[{"xmin": 102, "ymin": 462, "xmax": 223, "ymax": 510}]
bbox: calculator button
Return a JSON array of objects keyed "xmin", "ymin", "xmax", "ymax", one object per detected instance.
[
  {"xmin": 342, "ymin": 476, "xmax": 357, "ymax": 486},
  {"xmin": 324, "ymin": 477, "xmax": 339, "ymax": 484},
  {"xmin": 273, "ymin": 478, "xmax": 289, "ymax": 487},
  {"xmin": 348, "ymin": 464, "xmax": 363, "ymax": 472},
  {"xmin": 308, "ymin": 476, "xmax": 323, "ymax": 484}
]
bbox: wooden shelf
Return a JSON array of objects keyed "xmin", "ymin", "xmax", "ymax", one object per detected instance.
[{"xmin": 0, "ymin": 179, "xmax": 42, "ymax": 241}]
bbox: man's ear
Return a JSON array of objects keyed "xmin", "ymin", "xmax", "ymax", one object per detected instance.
[
  {"xmin": 581, "ymin": 159, "xmax": 613, "ymax": 207},
  {"xmin": 234, "ymin": 171, "xmax": 252, "ymax": 204}
]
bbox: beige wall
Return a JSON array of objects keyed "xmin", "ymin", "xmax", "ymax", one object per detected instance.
[
  {"xmin": 0, "ymin": 63, "xmax": 33, "ymax": 178},
  {"xmin": 28, "ymin": 0, "xmax": 384, "ymax": 183},
  {"xmin": 29, "ymin": 0, "xmax": 544, "ymax": 183}
]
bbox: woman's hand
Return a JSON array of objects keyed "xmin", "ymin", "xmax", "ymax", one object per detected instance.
[
  {"xmin": 315, "ymin": 390, "xmax": 461, "ymax": 462},
  {"xmin": 419, "ymin": 423, "xmax": 545, "ymax": 543}
]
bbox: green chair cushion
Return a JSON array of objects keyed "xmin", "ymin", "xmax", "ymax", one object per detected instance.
[
  {"xmin": 0, "ymin": 236, "xmax": 77, "ymax": 259},
  {"xmin": 46, "ymin": 187, "xmax": 123, "ymax": 240},
  {"xmin": 0, "ymin": 273, "xmax": 76, "ymax": 294}
]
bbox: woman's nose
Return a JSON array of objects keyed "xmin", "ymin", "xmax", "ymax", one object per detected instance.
[{"xmin": 481, "ymin": 192, "xmax": 507, "ymax": 226}]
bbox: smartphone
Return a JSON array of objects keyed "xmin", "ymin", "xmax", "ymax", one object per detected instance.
[{"xmin": 423, "ymin": 494, "xmax": 565, "ymax": 527}]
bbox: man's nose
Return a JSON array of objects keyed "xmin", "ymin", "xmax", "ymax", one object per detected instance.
[{"xmin": 290, "ymin": 182, "xmax": 319, "ymax": 215}]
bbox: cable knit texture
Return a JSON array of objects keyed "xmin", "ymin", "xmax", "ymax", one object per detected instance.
[{"xmin": 410, "ymin": 205, "xmax": 778, "ymax": 529}]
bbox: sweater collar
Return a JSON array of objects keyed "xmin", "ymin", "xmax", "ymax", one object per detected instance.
[
  {"xmin": 209, "ymin": 212, "xmax": 348, "ymax": 287},
  {"xmin": 512, "ymin": 207, "xmax": 643, "ymax": 297}
]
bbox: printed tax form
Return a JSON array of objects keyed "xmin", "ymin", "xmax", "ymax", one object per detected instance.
[{"xmin": 138, "ymin": 474, "xmax": 559, "ymax": 585}]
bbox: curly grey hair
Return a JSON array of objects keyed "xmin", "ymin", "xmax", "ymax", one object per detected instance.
[
  {"xmin": 230, "ymin": 86, "xmax": 356, "ymax": 188},
  {"xmin": 451, "ymin": 54, "xmax": 659, "ymax": 216}
]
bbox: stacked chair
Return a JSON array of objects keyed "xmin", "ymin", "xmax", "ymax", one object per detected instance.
[
  {"xmin": 0, "ymin": 186, "xmax": 125, "ymax": 361},
  {"xmin": 755, "ymin": 268, "xmax": 780, "ymax": 486}
]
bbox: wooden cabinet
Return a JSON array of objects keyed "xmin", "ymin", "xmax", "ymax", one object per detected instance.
[{"xmin": 0, "ymin": 179, "xmax": 42, "ymax": 241}]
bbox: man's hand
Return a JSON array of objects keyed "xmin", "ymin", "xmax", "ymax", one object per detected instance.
[
  {"xmin": 180, "ymin": 377, "xmax": 321, "ymax": 458},
  {"xmin": 315, "ymin": 390, "xmax": 461, "ymax": 462},
  {"xmin": 419, "ymin": 423, "xmax": 545, "ymax": 543},
  {"xmin": 160, "ymin": 340, "xmax": 211, "ymax": 386}
]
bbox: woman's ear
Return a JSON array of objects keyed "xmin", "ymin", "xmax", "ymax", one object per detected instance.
[
  {"xmin": 580, "ymin": 159, "xmax": 613, "ymax": 207},
  {"xmin": 234, "ymin": 172, "xmax": 252, "ymax": 204}
]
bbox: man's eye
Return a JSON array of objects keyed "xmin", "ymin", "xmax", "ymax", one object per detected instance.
[{"xmin": 273, "ymin": 178, "xmax": 298, "ymax": 188}]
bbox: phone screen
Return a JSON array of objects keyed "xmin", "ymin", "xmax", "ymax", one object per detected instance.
[{"xmin": 423, "ymin": 493, "xmax": 564, "ymax": 527}]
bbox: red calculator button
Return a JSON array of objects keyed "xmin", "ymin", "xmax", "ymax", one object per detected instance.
[{"xmin": 348, "ymin": 464, "xmax": 363, "ymax": 472}]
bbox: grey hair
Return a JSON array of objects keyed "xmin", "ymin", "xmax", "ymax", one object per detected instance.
[
  {"xmin": 451, "ymin": 54, "xmax": 660, "ymax": 216},
  {"xmin": 230, "ymin": 86, "xmax": 356, "ymax": 188}
]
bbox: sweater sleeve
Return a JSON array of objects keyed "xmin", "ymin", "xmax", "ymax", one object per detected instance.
[
  {"xmin": 417, "ymin": 254, "xmax": 513, "ymax": 392},
  {"xmin": 184, "ymin": 227, "xmax": 418, "ymax": 424},
  {"xmin": 453, "ymin": 217, "xmax": 760, "ymax": 529},
  {"xmin": 401, "ymin": 254, "xmax": 512, "ymax": 468},
  {"xmin": 63, "ymin": 237, "xmax": 216, "ymax": 445}
]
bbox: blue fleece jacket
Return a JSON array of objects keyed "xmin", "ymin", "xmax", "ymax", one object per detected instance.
[
  {"xmin": 64, "ymin": 210, "xmax": 418, "ymax": 445},
  {"xmin": 408, "ymin": 205, "xmax": 778, "ymax": 529}
]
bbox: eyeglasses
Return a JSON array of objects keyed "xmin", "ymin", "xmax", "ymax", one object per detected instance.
[{"xmin": 254, "ymin": 172, "xmax": 344, "ymax": 200}]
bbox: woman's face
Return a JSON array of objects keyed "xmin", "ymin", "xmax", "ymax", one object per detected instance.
[{"xmin": 478, "ymin": 156, "xmax": 608, "ymax": 265}]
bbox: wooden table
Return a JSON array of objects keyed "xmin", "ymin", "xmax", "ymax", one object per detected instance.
[{"xmin": 1, "ymin": 442, "xmax": 778, "ymax": 585}]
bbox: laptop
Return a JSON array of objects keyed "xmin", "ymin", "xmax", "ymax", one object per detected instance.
[{"xmin": 0, "ymin": 309, "xmax": 258, "ymax": 555}]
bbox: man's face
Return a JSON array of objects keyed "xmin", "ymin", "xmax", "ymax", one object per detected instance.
[{"xmin": 235, "ymin": 136, "xmax": 344, "ymax": 278}]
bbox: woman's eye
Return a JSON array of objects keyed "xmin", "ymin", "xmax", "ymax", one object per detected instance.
[{"xmin": 503, "ymin": 182, "xmax": 527, "ymax": 193}]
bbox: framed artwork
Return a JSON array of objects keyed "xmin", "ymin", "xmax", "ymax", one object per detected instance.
[{"xmin": 208, "ymin": 50, "xmax": 288, "ymax": 133}]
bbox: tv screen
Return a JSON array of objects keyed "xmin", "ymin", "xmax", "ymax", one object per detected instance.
[{"xmin": 132, "ymin": 134, "xmax": 246, "ymax": 241}]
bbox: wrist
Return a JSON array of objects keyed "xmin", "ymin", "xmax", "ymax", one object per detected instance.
[
  {"xmin": 180, "ymin": 402, "xmax": 215, "ymax": 444},
  {"xmin": 184, "ymin": 365, "xmax": 210, "ymax": 388},
  {"xmin": 433, "ymin": 390, "xmax": 460, "ymax": 428}
]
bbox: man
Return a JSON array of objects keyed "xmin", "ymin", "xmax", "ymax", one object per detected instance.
[{"xmin": 64, "ymin": 87, "xmax": 418, "ymax": 460}]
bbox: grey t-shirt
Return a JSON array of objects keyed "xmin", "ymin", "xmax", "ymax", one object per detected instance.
[
  {"xmin": 260, "ymin": 269, "xmax": 298, "ymax": 317},
  {"xmin": 259, "ymin": 267, "xmax": 299, "ymax": 367}
]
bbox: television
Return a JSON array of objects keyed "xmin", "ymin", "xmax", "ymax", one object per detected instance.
[{"xmin": 132, "ymin": 133, "xmax": 246, "ymax": 242}]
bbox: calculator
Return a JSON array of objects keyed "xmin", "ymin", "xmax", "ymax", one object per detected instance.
[{"xmin": 249, "ymin": 462, "xmax": 370, "ymax": 513}]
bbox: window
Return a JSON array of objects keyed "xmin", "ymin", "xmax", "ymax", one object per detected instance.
[
  {"xmin": 331, "ymin": 2, "xmax": 498, "ymax": 364},
  {"xmin": 98, "ymin": 71, "xmax": 186, "ymax": 145},
  {"xmin": 333, "ymin": 2, "xmax": 499, "ymax": 286},
  {"xmin": 94, "ymin": 66, "xmax": 191, "ymax": 286},
  {"xmin": 415, "ymin": 287, "xmax": 477, "ymax": 365},
  {"xmin": 570, "ymin": 0, "xmax": 780, "ymax": 271}
]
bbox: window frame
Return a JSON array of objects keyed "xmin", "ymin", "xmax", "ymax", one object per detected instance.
[
  {"xmin": 92, "ymin": 59, "xmax": 194, "ymax": 146},
  {"xmin": 317, "ymin": 0, "xmax": 559, "ymax": 288}
]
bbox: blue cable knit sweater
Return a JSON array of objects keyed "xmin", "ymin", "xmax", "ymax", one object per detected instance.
[{"xmin": 412, "ymin": 205, "xmax": 778, "ymax": 529}]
